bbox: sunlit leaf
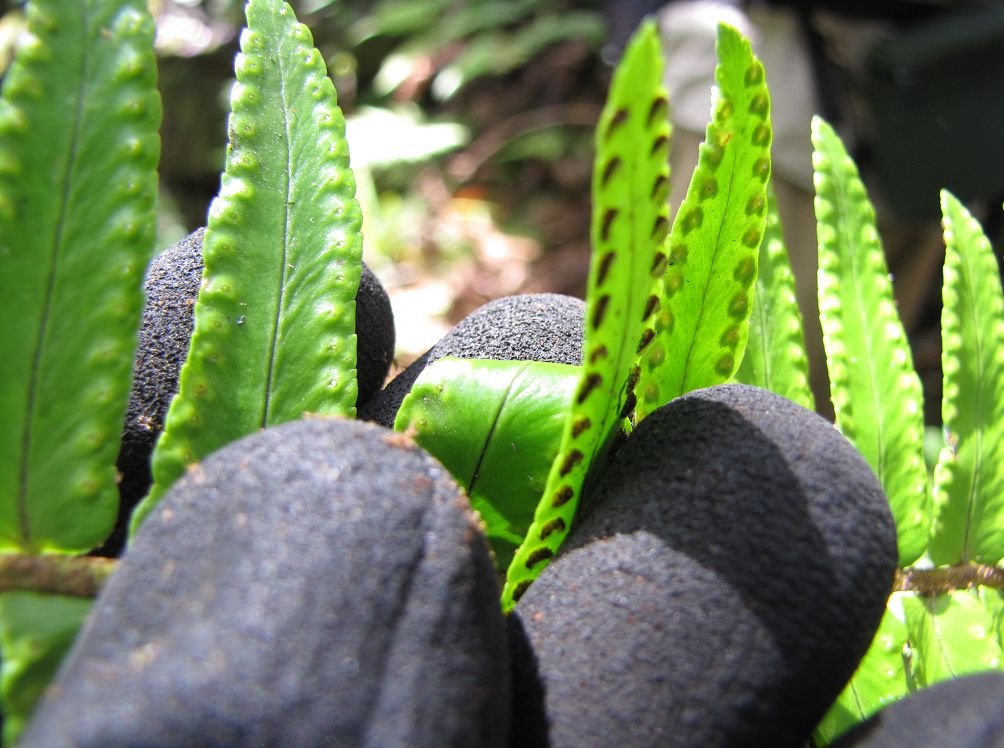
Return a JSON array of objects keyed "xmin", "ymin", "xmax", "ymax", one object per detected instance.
[
  {"xmin": 134, "ymin": 0, "xmax": 362, "ymax": 528},
  {"xmin": 979, "ymin": 586, "xmax": 1004, "ymax": 652},
  {"xmin": 0, "ymin": 0, "xmax": 160, "ymax": 553},
  {"xmin": 0, "ymin": 592, "xmax": 91, "ymax": 745},
  {"xmin": 635, "ymin": 23, "xmax": 771, "ymax": 418},
  {"xmin": 813, "ymin": 594, "xmax": 910, "ymax": 745},
  {"xmin": 902, "ymin": 589, "xmax": 1003, "ymax": 687},
  {"xmin": 929, "ymin": 191, "xmax": 1004, "ymax": 565},
  {"xmin": 811, "ymin": 116, "xmax": 929, "ymax": 566},
  {"xmin": 734, "ymin": 184, "xmax": 813, "ymax": 408},
  {"xmin": 501, "ymin": 21, "xmax": 669, "ymax": 610},
  {"xmin": 394, "ymin": 357, "xmax": 579, "ymax": 569}
]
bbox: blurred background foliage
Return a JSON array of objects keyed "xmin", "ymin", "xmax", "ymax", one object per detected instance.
[
  {"xmin": 2, "ymin": 1, "xmax": 1000, "ymax": 406},
  {"xmin": 0, "ymin": 0, "xmax": 613, "ymax": 362}
]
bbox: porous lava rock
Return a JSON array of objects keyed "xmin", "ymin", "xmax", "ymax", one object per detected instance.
[
  {"xmin": 26, "ymin": 418, "xmax": 508, "ymax": 748},
  {"xmin": 830, "ymin": 671, "xmax": 1004, "ymax": 747},
  {"xmin": 358, "ymin": 293, "xmax": 584, "ymax": 427},
  {"xmin": 108, "ymin": 229, "xmax": 394, "ymax": 554},
  {"xmin": 509, "ymin": 383, "xmax": 898, "ymax": 748}
]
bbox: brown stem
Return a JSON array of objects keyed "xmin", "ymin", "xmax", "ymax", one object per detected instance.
[
  {"xmin": 894, "ymin": 563, "xmax": 1004, "ymax": 596},
  {"xmin": 0, "ymin": 554, "xmax": 117, "ymax": 598}
]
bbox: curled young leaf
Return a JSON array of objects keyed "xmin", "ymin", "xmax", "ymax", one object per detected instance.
[
  {"xmin": 811, "ymin": 116, "xmax": 929, "ymax": 566},
  {"xmin": 0, "ymin": 0, "xmax": 161, "ymax": 553},
  {"xmin": 635, "ymin": 22, "xmax": 771, "ymax": 418},
  {"xmin": 136, "ymin": 0, "xmax": 362, "ymax": 527},
  {"xmin": 929, "ymin": 191, "xmax": 1004, "ymax": 566},
  {"xmin": 394, "ymin": 357, "xmax": 579, "ymax": 569}
]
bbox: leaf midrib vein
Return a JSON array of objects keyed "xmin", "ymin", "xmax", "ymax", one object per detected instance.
[
  {"xmin": 832, "ymin": 167, "xmax": 887, "ymax": 487},
  {"xmin": 262, "ymin": 37, "xmax": 294, "ymax": 427},
  {"xmin": 677, "ymin": 129, "xmax": 742, "ymax": 392}
]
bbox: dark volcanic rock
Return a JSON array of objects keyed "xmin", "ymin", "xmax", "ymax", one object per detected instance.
[
  {"xmin": 108, "ymin": 229, "xmax": 394, "ymax": 555},
  {"xmin": 358, "ymin": 293, "xmax": 584, "ymax": 427},
  {"xmin": 509, "ymin": 383, "xmax": 898, "ymax": 748},
  {"xmin": 830, "ymin": 672, "xmax": 1004, "ymax": 747},
  {"xmin": 27, "ymin": 418, "xmax": 508, "ymax": 748}
]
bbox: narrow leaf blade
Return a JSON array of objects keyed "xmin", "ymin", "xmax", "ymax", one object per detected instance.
[
  {"xmin": 734, "ymin": 183, "xmax": 814, "ymax": 409},
  {"xmin": 137, "ymin": 0, "xmax": 362, "ymax": 524},
  {"xmin": 811, "ymin": 116, "xmax": 929, "ymax": 565},
  {"xmin": 636, "ymin": 22, "xmax": 771, "ymax": 418},
  {"xmin": 0, "ymin": 0, "xmax": 161, "ymax": 552},
  {"xmin": 930, "ymin": 191, "xmax": 1004, "ymax": 565},
  {"xmin": 501, "ymin": 21, "xmax": 669, "ymax": 609},
  {"xmin": 394, "ymin": 357, "xmax": 579, "ymax": 569}
]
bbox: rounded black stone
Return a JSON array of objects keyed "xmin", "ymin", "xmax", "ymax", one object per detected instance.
[
  {"xmin": 27, "ymin": 418, "xmax": 508, "ymax": 747},
  {"xmin": 358, "ymin": 293, "xmax": 584, "ymax": 428},
  {"xmin": 107, "ymin": 229, "xmax": 394, "ymax": 555},
  {"xmin": 830, "ymin": 672, "xmax": 1004, "ymax": 747},
  {"xmin": 509, "ymin": 383, "xmax": 898, "ymax": 748}
]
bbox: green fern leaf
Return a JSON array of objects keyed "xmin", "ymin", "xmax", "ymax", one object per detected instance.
[
  {"xmin": 980, "ymin": 586, "xmax": 1004, "ymax": 652},
  {"xmin": 811, "ymin": 116, "xmax": 929, "ymax": 565},
  {"xmin": 635, "ymin": 23, "xmax": 771, "ymax": 419},
  {"xmin": 0, "ymin": 592, "xmax": 91, "ymax": 745},
  {"xmin": 394, "ymin": 357, "xmax": 579, "ymax": 570},
  {"xmin": 0, "ymin": 0, "xmax": 161, "ymax": 552},
  {"xmin": 813, "ymin": 594, "xmax": 910, "ymax": 745},
  {"xmin": 734, "ymin": 184, "xmax": 814, "ymax": 408},
  {"xmin": 929, "ymin": 191, "xmax": 1004, "ymax": 565},
  {"xmin": 902, "ymin": 589, "xmax": 1003, "ymax": 687},
  {"xmin": 500, "ymin": 21, "xmax": 669, "ymax": 610},
  {"xmin": 134, "ymin": 0, "xmax": 362, "ymax": 527}
]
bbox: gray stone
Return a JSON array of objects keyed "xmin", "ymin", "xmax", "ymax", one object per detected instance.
[
  {"xmin": 509, "ymin": 383, "xmax": 898, "ymax": 748},
  {"xmin": 830, "ymin": 672, "xmax": 1004, "ymax": 747},
  {"xmin": 358, "ymin": 293, "xmax": 584, "ymax": 427},
  {"xmin": 26, "ymin": 418, "xmax": 508, "ymax": 747}
]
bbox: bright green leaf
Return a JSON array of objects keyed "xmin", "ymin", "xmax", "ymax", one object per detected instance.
[
  {"xmin": 734, "ymin": 183, "xmax": 814, "ymax": 409},
  {"xmin": 635, "ymin": 23, "xmax": 771, "ymax": 418},
  {"xmin": 135, "ymin": 0, "xmax": 362, "ymax": 528},
  {"xmin": 929, "ymin": 191, "xmax": 1004, "ymax": 565},
  {"xmin": 811, "ymin": 116, "xmax": 929, "ymax": 566},
  {"xmin": 0, "ymin": 0, "xmax": 161, "ymax": 553},
  {"xmin": 902, "ymin": 589, "xmax": 1003, "ymax": 688},
  {"xmin": 813, "ymin": 593, "xmax": 910, "ymax": 745},
  {"xmin": 0, "ymin": 591, "xmax": 92, "ymax": 745},
  {"xmin": 979, "ymin": 586, "xmax": 1004, "ymax": 652},
  {"xmin": 394, "ymin": 357, "xmax": 579, "ymax": 569},
  {"xmin": 501, "ymin": 21, "xmax": 669, "ymax": 610}
]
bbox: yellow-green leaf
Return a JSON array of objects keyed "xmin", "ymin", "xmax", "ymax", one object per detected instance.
[
  {"xmin": 929, "ymin": 191, "xmax": 1004, "ymax": 565},
  {"xmin": 811, "ymin": 116, "xmax": 929, "ymax": 565}
]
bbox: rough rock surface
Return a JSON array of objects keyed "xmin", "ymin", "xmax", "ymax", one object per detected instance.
[
  {"xmin": 27, "ymin": 418, "xmax": 508, "ymax": 748},
  {"xmin": 509, "ymin": 383, "xmax": 898, "ymax": 748},
  {"xmin": 109, "ymin": 229, "xmax": 394, "ymax": 554},
  {"xmin": 359, "ymin": 293, "xmax": 584, "ymax": 427},
  {"xmin": 830, "ymin": 672, "xmax": 1004, "ymax": 747}
]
